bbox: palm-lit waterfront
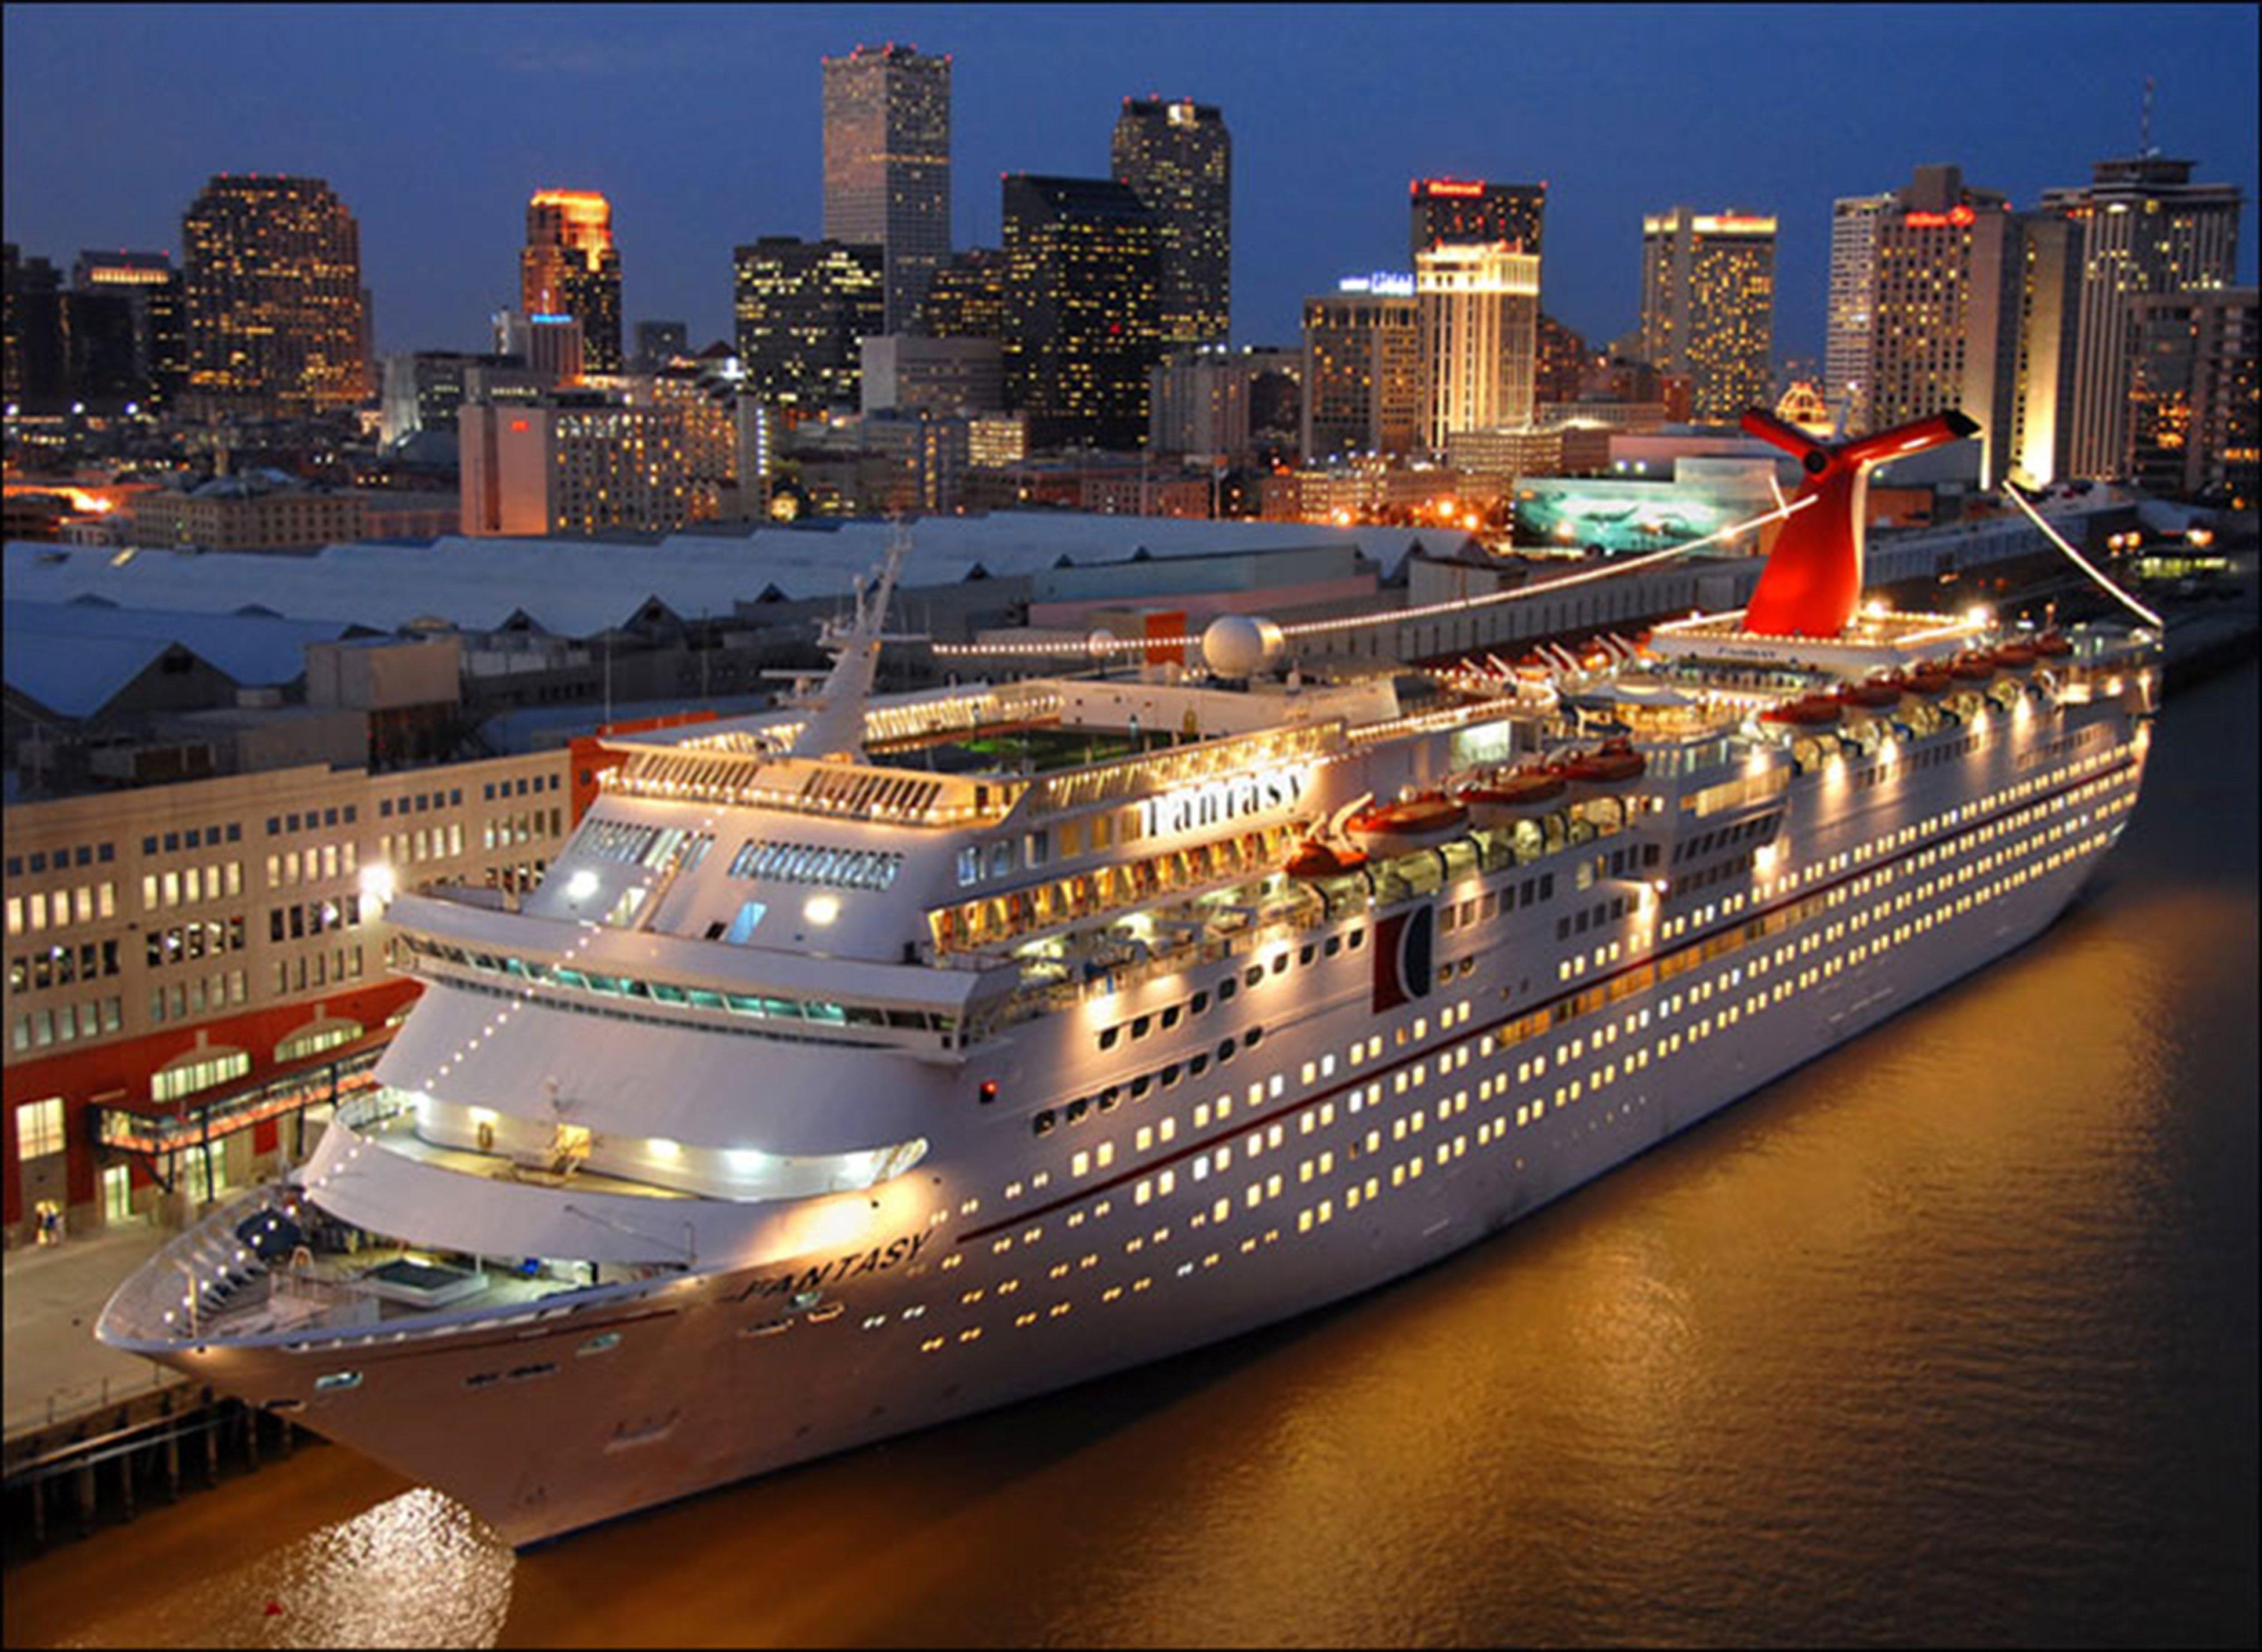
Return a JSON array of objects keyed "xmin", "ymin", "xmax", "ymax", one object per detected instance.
[{"xmin": 6, "ymin": 660, "xmax": 2254, "ymax": 1649}]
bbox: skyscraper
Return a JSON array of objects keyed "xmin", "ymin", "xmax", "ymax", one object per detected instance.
[
  {"xmin": 72, "ymin": 252, "xmax": 186, "ymax": 408},
  {"xmin": 731, "ymin": 238, "xmax": 884, "ymax": 413},
  {"xmin": 181, "ymin": 173, "xmax": 371, "ymax": 416},
  {"xmin": 1111, "ymin": 97, "xmax": 1231, "ymax": 348},
  {"xmin": 1864, "ymin": 167, "xmax": 2027, "ymax": 484},
  {"xmin": 1824, "ymin": 193, "xmax": 1893, "ymax": 431},
  {"xmin": 2123, "ymin": 286, "xmax": 2257, "ymax": 503},
  {"xmin": 2039, "ymin": 154, "xmax": 2241, "ymax": 480},
  {"xmin": 521, "ymin": 191, "xmax": 622, "ymax": 374},
  {"xmin": 823, "ymin": 43, "xmax": 952, "ymax": 335},
  {"xmin": 1000, "ymin": 176, "xmax": 1162, "ymax": 452},
  {"xmin": 1300, "ymin": 276, "xmax": 1422, "ymax": 461},
  {"xmin": 1637, "ymin": 207, "xmax": 1776, "ymax": 424},
  {"xmin": 1409, "ymin": 178, "xmax": 1546, "ymax": 264},
  {"xmin": 916, "ymin": 246, "xmax": 1010, "ymax": 341},
  {"xmin": 1416, "ymin": 243, "xmax": 1540, "ymax": 451}
]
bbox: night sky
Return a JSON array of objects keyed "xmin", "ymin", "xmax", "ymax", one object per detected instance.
[{"xmin": 5, "ymin": 4, "xmax": 2256, "ymax": 366}]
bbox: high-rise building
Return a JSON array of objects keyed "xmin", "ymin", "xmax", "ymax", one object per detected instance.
[
  {"xmin": 1863, "ymin": 167, "xmax": 2024, "ymax": 486},
  {"xmin": 1000, "ymin": 175, "xmax": 1163, "ymax": 452},
  {"xmin": 493, "ymin": 309, "xmax": 586, "ymax": 389},
  {"xmin": 1148, "ymin": 346, "xmax": 1299, "ymax": 462},
  {"xmin": 916, "ymin": 246, "xmax": 1009, "ymax": 340},
  {"xmin": 1111, "ymin": 97, "xmax": 1231, "ymax": 347},
  {"xmin": 181, "ymin": 174, "xmax": 371, "ymax": 416},
  {"xmin": 1299, "ymin": 275, "xmax": 1422, "ymax": 461},
  {"xmin": 860, "ymin": 336, "xmax": 1005, "ymax": 416},
  {"xmin": 2123, "ymin": 286, "xmax": 2257, "ymax": 503},
  {"xmin": 1825, "ymin": 193, "xmax": 1893, "ymax": 431},
  {"xmin": 72, "ymin": 252, "xmax": 186, "ymax": 408},
  {"xmin": 3, "ymin": 247, "xmax": 67, "ymax": 411},
  {"xmin": 460, "ymin": 394, "xmax": 708, "ymax": 537},
  {"xmin": 2004, "ymin": 212, "xmax": 2082, "ymax": 489},
  {"xmin": 822, "ymin": 42, "xmax": 952, "ymax": 335},
  {"xmin": 1416, "ymin": 244, "xmax": 1540, "ymax": 451},
  {"xmin": 2039, "ymin": 154, "xmax": 2242, "ymax": 479},
  {"xmin": 520, "ymin": 191, "xmax": 622, "ymax": 374},
  {"xmin": 731, "ymin": 238, "xmax": 884, "ymax": 414},
  {"xmin": 1534, "ymin": 312, "xmax": 1590, "ymax": 408},
  {"xmin": 1638, "ymin": 207, "xmax": 1776, "ymax": 424},
  {"xmin": 1409, "ymin": 178, "xmax": 1546, "ymax": 264}
]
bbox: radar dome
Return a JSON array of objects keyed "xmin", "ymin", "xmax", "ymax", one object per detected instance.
[{"xmin": 1202, "ymin": 615, "xmax": 1285, "ymax": 679}]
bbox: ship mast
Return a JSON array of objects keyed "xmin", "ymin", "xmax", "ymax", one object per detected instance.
[{"xmin": 786, "ymin": 524, "xmax": 912, "ymax": 761}]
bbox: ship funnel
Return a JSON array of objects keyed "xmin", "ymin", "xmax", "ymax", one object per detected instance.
[{"xmin": 1739, "ymin": 408, "xmax": 1978, "ymax": 638}]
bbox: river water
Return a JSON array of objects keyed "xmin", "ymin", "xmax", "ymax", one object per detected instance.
[{"xmin": 8, "ymin": 661, "xmax": 2256, "ymax": 1649}]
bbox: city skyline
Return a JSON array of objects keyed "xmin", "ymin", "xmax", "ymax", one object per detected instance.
[{"xmin": 3, "ymin": 5, "xmax": 2256, "ymax": 370}]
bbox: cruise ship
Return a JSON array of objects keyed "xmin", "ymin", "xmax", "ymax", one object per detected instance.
[{"xmin": 99, "ymin": 409, "xmax": 2159, "ymax": 1547}]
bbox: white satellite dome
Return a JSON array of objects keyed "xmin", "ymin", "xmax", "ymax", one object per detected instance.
[{"xmin": 1202, "ymin": 614, "xmax": 1285, "ymax": 679}]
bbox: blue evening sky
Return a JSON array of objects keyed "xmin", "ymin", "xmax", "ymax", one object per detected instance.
[{"xmin": 4, "ymin": 4, "xmax": 2254, "ymax": 364}]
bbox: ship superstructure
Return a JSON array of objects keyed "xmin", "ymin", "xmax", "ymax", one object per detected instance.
[{"xmin": 100, "ymin": 412, "xmax": 2160, "ymax": 1546}]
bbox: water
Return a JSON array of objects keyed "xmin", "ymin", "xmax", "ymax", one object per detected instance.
[{"xmin": 9, "ymin": 662, "xmax": 2256, "ymax": 1649}]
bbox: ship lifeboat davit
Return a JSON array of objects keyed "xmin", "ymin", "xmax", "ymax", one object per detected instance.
[
  {"xmin": 1763, "ymin": 694, "xmax": 1844, "ymax": 727},
  {"xmin": 1458, "ymin": 769, "xmax": 1567, "ymax": 827},
  {"xmin": 1285, "ymin": 839, "xmax": 1370, "ymax": 880},
  {"xmin": 1343, "ymin": 794, "xmax": 1470, "ymax": 858},
  {"xmin": 1556, "ymin": 739, "xmax": 1647, "ymax": 787}
]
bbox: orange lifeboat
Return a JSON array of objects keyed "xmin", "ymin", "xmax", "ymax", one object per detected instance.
[
  {"xmin": 1557, "ymin": 739, "xmax": 1647, "ymax": 786},
  {"xmin": 1909, "ymin": 664, "xmax": 1955, "ymax": 696},
  {"xmin": 1950, "ymin": 652, "xmax": 1997, "ymax": 682},
  {"xmin": 1344, "ymin": 794, "xmax": 1470, "ymax": 858},
  {"xmin": 2031, "ymin": 631, "xmax": 2074, "ymax": 659},
  {"xmin": 1843, "ymin": 674, "xmax": 1906, "ymax": 709},
  {"xmin": 1458, "ymin": 769, "xmax": 1567, "ymax": 827},
  {"xmin": 1764, "ymin": 695, "xmax": 1844, "ymax": 727},
  {"xmin": 1286, "ymin": 840, "xmax": 1370, "ymax": 880},
  {"xmin": 1992, "ymin": 645, "xmax": 2036, "ymax": 671}
]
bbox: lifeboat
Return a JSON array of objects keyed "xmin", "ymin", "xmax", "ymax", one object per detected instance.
[
  {"xmin": 1285, "ymin": 839, "xmax": 1370, "ymax": 880},
  {"xmin": 1950, "ymin": 653, "xmax": 1997, "ymax": 682},
  {"xmin": 1992, "ymin": 645, "xmax": 2036, "ymax": 671},
  {"xmin": 1763, "ymin": 695, "xmax": 1843, "ymax": 727},
  {"xmin": 1843, "ymin": 674, "xmax": 1906, "ymax": 709},
  {"xmin": 1458, "ymin": 769, "xmax": 1567, "ymax": 827},
  {"xmin": 2031, "ymin": 631, "xmax": 2074, "ymax": 659},
  {"xmin": 1343, "ymin": 794, "xmax": 1470, "ymax": 858},
  {"xmin": 1556, "ymin": 739, "xmax": 1647, "ymax": 786},
  {"xmin": 1908, "ymin": 665, "xmax": 1955, "ymax": 696}
]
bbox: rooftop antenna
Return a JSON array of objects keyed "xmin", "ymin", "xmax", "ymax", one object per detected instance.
[
  {"xmin": 782, "ymin": 520, "xmax": 921, "ymax": 760},
  {"xmin": 2140, "ymin": 74, "xmax": 2156, "ymax": 157}
]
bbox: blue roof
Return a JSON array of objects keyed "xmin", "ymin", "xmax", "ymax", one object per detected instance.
[{"xmin": 1, "ymin": 600, "xmax": 362, "ymax": 717}]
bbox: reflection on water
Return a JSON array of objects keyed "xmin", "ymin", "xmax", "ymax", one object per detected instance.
[
  {"xmin": 9, "ymin": 663, "xmax": 2255, "ymax": 1649},
  {"xmin": 53, "ymin": 1488, "xmax": 512, "ymax": 1650}
]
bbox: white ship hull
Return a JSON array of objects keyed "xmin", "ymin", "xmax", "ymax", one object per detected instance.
[{"xmin": 125, "ymin": 699, "xmax": 2147, "ymax": 1546}]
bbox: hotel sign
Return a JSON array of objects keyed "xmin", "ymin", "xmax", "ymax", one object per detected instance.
[{"xmin": 1139, "ymin": 768, "xmax": 1308, "ymax": 840}]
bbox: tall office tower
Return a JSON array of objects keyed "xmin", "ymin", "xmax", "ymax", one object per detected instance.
[
  {"xmin": 492, "ymin": 309, "xmax": 586, "ymax": 389},
  {"xmin": 1534, "ymin": 311, "xmax": 1589, "ymax": 406},
  {"xmin": 916, "ymin": 246, "xmax": 1009, "ymax": 339},
  {"xmin": 72, "ymin": 252, "xmax": 186, "ymax": 407},
  {"xmin": 1408, "ymin": 178, "xmax": 1546, "ymax": 264},
  {"xmin": 731, "ymin": 238, "xmax": 884, "ymax": 413},
  {"xmin": 1416, "ymin": 243, "xmax": 1540, "ymax": 451},
  {"xmin": 1000, "ymin": 175, "xmax": 1162, "ymax": 452},
  {"xmin": 520, "ymin": 191, "xmax": 622, "ymax": 373},
  {"xmin": 3, "ymin": 248, "xmax": 67, "ymax": 409},
  {"xmin": 1825, "ymin": 193, "xmax": 1893, "ymax": 431},
  {"xmin": 2039, "ymin": 154, "xmax": 2241, "ymax": 479},
  {"xmin": 822, "ymin": 42, "xmax": 952, "ymax": 335},
  {"xmin": 1637, "ymin": 206, "xmax": 1776, "ymax": 424},
  {"xmin": 1148, "ymin": 346, "xmax": 1299, "ymax": 461},
  {"xmin": 1299, "ymin": 275, "xmax": 1422, "ymax": 461},
  {"xmin": 181, "ymin": 174, "xmax": 371, "ymax": 416},
  {"xmin": 2123, "ymin": 286, "xmax": 2257, "ymax": 502},
  {"xmin": 1111, "ymin": 97, "xmax": 1231, "ymax": 347},
  {"xmin": 2004, "ymin": 212, "xmax": 2082, "ymax": 488},
  {"xmin": 1862, "ymin": 166, "xmax": 2025, "ymax": 485},
  {"xmin": 633, "ymin": 320, "xmax": 689, "ymax": 373}
]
